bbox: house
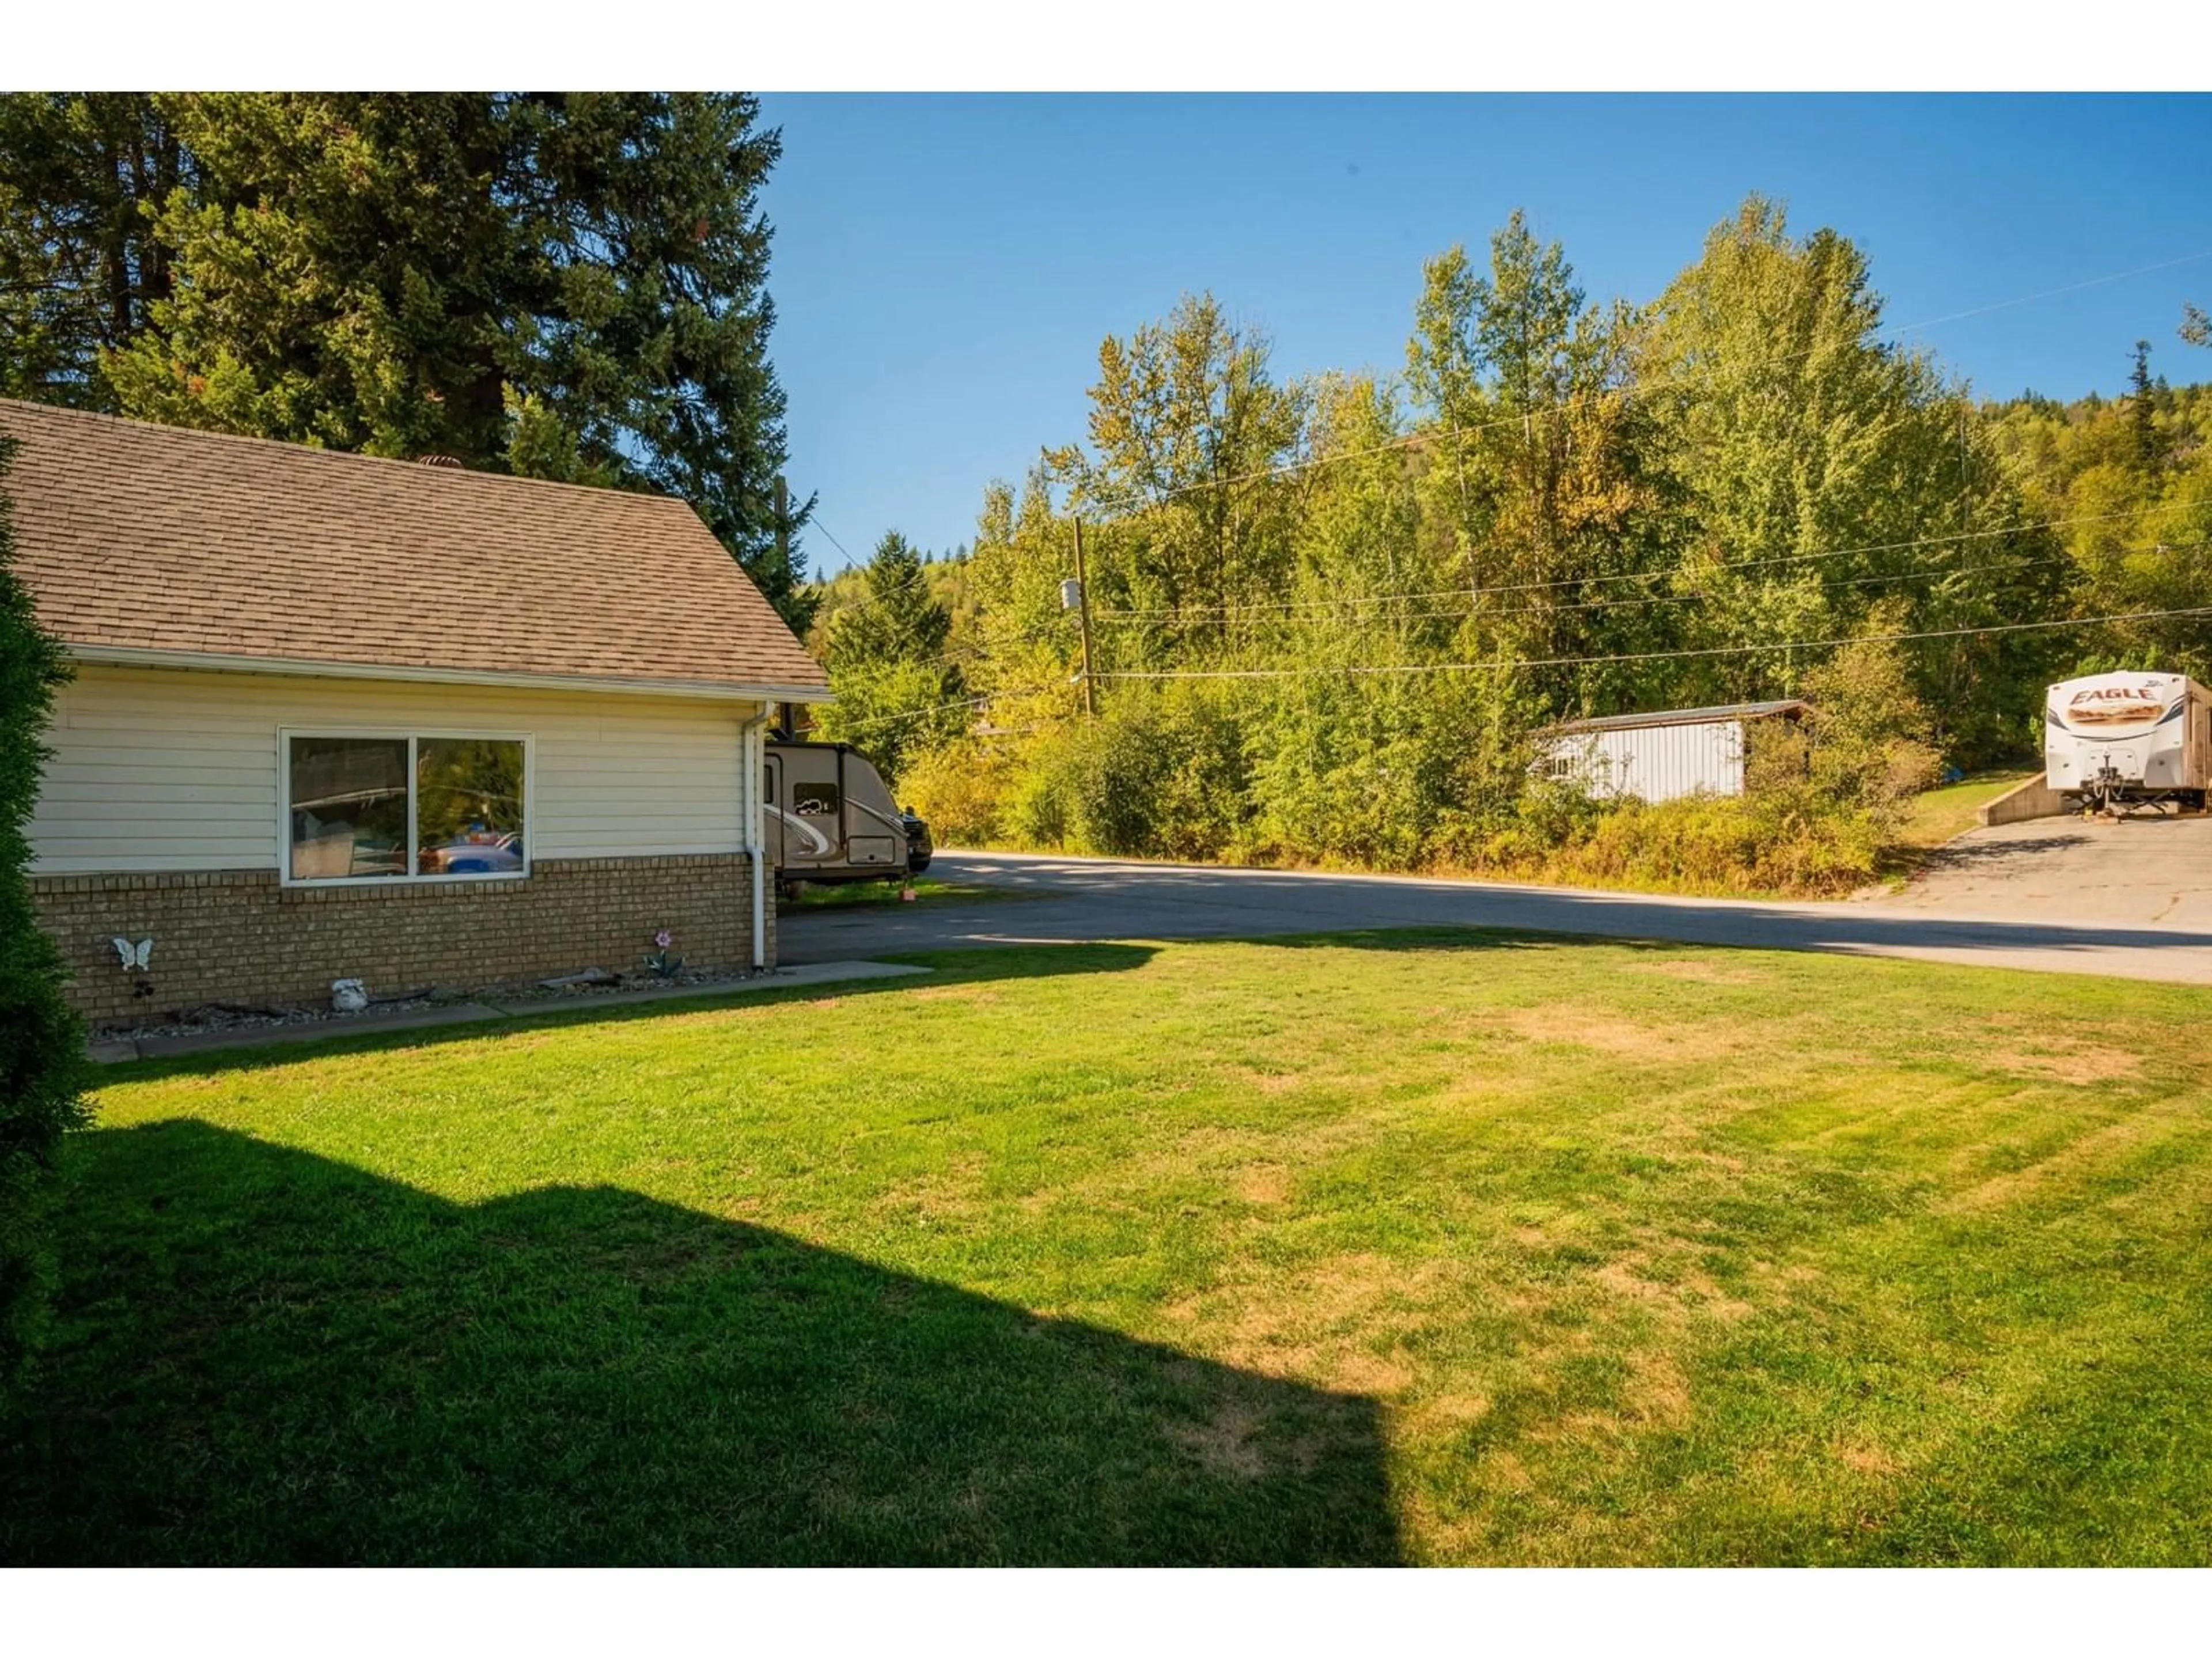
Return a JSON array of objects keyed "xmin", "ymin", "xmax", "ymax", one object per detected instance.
[
  {"xmin": 0, "ymin": 399, "xmax": 830, "ymax": 1026},
  {"xmin": 1538, "ymin": 700, "xmax": 1809, "ymax": 804}
]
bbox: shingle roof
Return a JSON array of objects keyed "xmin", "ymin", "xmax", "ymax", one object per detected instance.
[
  {"xmin": 0, "ymin": 399, "xmax": 828, "ymax": 696},
  {"xmin": 1548, "ymin": 699, "xmax": 1809, "ymax": 735}
]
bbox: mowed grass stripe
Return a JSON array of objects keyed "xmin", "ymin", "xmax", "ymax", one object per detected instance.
[{"xmin": 4, "ymin": 929, "xmax": 2207, "ymax": 1564}]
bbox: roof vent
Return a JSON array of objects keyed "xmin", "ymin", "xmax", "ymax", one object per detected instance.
[{"xmin": 416, "ymin": 453, "xmax": 464, "ymax": 469}]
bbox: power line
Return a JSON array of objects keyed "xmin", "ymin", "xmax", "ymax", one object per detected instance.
[
  {"xmin": 825, "ymin": 692, "xmax": 994, "ymax": 737},
  {"xmin": 1087, "ymin": 498, "xmax": 2203, "ymax": 619},
  {"xmin": 808, "ymin": 517, "xmax": 859, "ymax": 567},
  {"xmin": 1074, "ymin": 245, "xmax": 2212, "ymax": 520},
  {"xmin": 815, "ymin": 590, "xmax": 2210, "ymax": 734},
  {"xmin": 1882, "ymin": 248, "xmax": 2212, "ymax": 338},
  {"xmin": 816, "ymin": 676, "xmax": 1072, "ymax": 739},
  {"xmin": 1086, "ymin": 606, "xmax": 2212, "ymax": 683},
  {"xmin": 1090, "ymin": 548, "xmax": 2101, "ymax": 632},
  {"xmin": 853, "ymin": 612, "xmax": 1072, "ymax": 677},
  {"xmin": 809, "ymin": 617, "xmax": 1076, "ymax": 740}
]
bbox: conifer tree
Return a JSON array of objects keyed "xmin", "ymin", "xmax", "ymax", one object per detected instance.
[
  {"xmin": 813, "ymin": 532, "xmax": 965, "ymax": 782},
  {"xmin": 2127, "ymin": 339, "xmax": 2163, "ymax": 472},
  {"xmin": 0, "ymin": 434, "xmax": 88, "ymax": 1404},
  {"xmin": 0, "ymin": 92, "xmax": 812, "ymax": 624}
]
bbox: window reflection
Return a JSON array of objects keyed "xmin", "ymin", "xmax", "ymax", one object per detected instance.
[
  {"xmin": 288, "ymin": 737, "xmax": 410, "ymax": 880},
  {"xmin": 285, "ymin": 734, "xmax": 527, "ymax": 881},
  {"xmin": 416, "ymin": 738, "xmax": 527, "ymax": 876}
]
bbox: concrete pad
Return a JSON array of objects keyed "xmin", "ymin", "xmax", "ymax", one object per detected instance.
[{"xmin": 1979, "ymin": 775, "xmax": 2069, "ymax": 826}]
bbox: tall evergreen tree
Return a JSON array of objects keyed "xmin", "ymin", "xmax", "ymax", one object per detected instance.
[
  {"xmin": 812, "ymin": 532, "xmax": 965, "ymax": 782},
  {"xmin": 0, "ymin": 94, "xmax": 183, "ymax": 407},
  {"xmin": 825, "ymin": 532, "xmax": 950, "ymax": 665},
  {"xmin": 2127, "ymin": 338, "xmax": 2163, "ymax": 472},
  {"xmin": 0, "ymin": 92, "xmax": 813, "ymax": 626},
  {"xmin": 0, "ymin": 434, "xmax": 89, "ymax": 1404}
]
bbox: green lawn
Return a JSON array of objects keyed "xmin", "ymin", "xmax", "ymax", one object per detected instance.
[
  {"xmin": 6, "ymin": 930, "xmax": 2209, "ymax": 1565},
  {"xmin": 1895, "ymin": 770, "xmax": 2040, "ymax": 850}
]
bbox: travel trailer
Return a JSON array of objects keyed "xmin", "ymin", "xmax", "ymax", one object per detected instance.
[
  {"xmin": 2043, "ymin": 672, "xmax": 2212, "ymax": 813},
  {"xmin": 764, "ymin": 741, "xmax": 932, "ymax": 897}
]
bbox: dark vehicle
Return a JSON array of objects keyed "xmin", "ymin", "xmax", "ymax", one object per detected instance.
[{"xmin": 901, "ymin": 809, "xmax": 933, "ymax": 874}]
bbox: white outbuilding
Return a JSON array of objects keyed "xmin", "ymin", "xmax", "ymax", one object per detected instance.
[{"xmin": 1537, "ymin": 700, "xmax": 1810, "ymax": 804}]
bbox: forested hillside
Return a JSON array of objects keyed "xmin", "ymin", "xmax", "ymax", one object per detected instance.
[{"xmin": 809, "ymin": 198, "xmax": 2210, "ymax": 891}]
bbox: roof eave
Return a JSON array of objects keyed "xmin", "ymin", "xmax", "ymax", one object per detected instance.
[
  {"xmin": 64, "ymin": 643, "xmax": 833, "ymax": 704},
  {"xmin": 1541, "ymin": 700, "xmax": 1809, "ymax": 737}
]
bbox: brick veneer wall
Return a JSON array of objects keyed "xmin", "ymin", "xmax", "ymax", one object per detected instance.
[{"xmin": 31, "ymin": 853, "xmax": 768, "ymax": 1028}]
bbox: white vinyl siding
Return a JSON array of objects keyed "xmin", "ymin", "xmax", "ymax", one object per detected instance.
[
  {"xmin": 29, "ymin": 664, "xmax": 754, "ymax": 874},
  {"xmin": 1545, "ymin": 720, "xmax": 1747, "ymax": 804}
]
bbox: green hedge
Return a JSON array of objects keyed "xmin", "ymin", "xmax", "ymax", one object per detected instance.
[{"xmin": 0, "ymin": 432, "xmax": 88, "ymax": 1405}]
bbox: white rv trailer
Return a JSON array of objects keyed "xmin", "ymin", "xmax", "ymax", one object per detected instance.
[
  {"xmin": 2043, "ymin": 671, "xmax": 2212, "ymax": 812},
  {"xmin": 1539, "ymin": 700, "xmax": 1809, "ymax": 804},
  {"xmin": 763, "ymin": 740, "xmax": 933, "ymax": 899}
]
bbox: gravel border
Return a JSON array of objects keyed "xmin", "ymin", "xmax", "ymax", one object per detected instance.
[
  {"xmin": 96, "ymin": 966, "xmax": 769, "ymax": 1044},
  {"xmin": 88, "ymin": 961, "xmax": 929, "ymax": 1063}
]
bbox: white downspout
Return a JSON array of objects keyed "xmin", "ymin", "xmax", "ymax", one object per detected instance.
[{"xmin": 741, "ymin": 707, "xmax": 769, "ymax": 972}]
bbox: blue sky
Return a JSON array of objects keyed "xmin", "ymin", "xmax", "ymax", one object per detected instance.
[{"xmin": 757, "ymin": 94, "xmax": 2212, "ymax": 574}]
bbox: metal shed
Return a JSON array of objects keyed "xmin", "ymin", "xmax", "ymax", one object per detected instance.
[{"xmin": 1538, "ymin": 700, "xmax": 1809, "ymax": 803}]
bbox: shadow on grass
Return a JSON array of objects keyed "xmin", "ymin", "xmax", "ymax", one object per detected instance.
[{"xmin": 1, "ymin": 1119, "xmax": 1398, "ymax": 1566}]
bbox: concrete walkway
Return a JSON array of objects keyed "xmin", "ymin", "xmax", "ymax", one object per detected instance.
[{"xmin": 90, "ymin": 960, "xmax": 931, "ymax": 1065}]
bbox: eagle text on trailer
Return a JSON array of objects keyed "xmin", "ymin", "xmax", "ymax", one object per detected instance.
[{"xmin": 2043, "ymin": 672, "xmax": 2212, "ymax": 815}]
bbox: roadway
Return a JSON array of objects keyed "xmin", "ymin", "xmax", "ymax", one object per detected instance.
[{"xmin": 779, "ymin": 813, "xmax": 2212, "ymax": 986}]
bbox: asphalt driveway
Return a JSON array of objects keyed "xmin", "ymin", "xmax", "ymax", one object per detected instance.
[
  {"xmin": 1877, "ymin": 810, "xmax": 2212, "ymax": 931},
  {"xmin": 779, "ymin": 822, "xmax": 2212, "ymax": 986}
]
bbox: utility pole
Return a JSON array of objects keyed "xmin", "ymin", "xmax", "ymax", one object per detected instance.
[
  {"xmin": 773, "ymin": 476, "xmax": 795, "ymax": 737},
  {"xmin": 1957, "ymin": 404, "xmax": 1971, "ymax": 535},
  {"xmin": 1073, "ymin": 516, "xmax": 1099, "ymax": 718}
]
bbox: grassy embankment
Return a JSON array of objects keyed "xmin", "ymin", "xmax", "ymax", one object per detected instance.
[{"xmin": 931, "ymin": 771, "xmax": 2044, "ymax": 901}]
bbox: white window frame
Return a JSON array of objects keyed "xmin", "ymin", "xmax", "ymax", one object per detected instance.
[{"xmin": 278, "ymin": 726, "xmax": 536, "ymax": 888}]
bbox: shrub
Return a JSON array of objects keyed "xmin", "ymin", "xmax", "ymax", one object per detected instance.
[
  {"xmin": 1002, "ymin": 728, "xmax": 1082, "ymax": 850},
  {"xmin": 899, "ymin": 740, "xmax": 1013, "ymax": 847},
  {"xmin": 1248, "ymin": 672, "xmax": 1527, "ymax": 872},
  {"xmin": 1006, "ymin": 703, "xmax": 1163, "ymax": 856},
  {"xmin": 1793, "ymin": 619, "xmax": 1944, "ymax": 832},
  {"xmin": 1549, "ymin": 793, "xmax": 1885, "ymax": 897},
  {"xmin": 0, "ymin": 433, "xmax": 89, "ymax": 1406},
  {"xmin": 1148, "ymin": 682, "xmax": 1254, "ymax": 862},
  {"xmin": 993, "ymin": 690, "xmax": 1251, "ymax": 861}
]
